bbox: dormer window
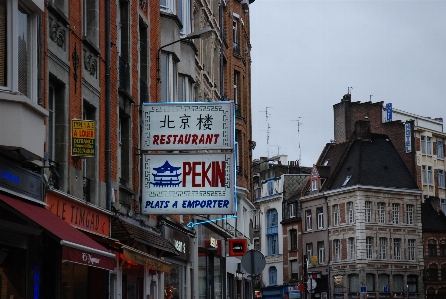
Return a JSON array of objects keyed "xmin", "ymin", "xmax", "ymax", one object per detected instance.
[{"xmin": 311, "ymin": 179, "xmax": 318, "ymax": 191}]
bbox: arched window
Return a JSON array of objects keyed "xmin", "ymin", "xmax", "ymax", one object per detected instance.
[
  {"xmin": 269, "ymin": 267, "xmax": 277, "ymax": 286},
  {"xmin": 266, "ymin": 209, "xmax": 278, "ymax": 255}
]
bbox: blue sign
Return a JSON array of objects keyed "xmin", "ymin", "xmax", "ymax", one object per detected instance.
[
  {"xmin": 384, "ymin": 286, "xmax": 390, "ymax": 293},
  {"xmin": 386, "ymin": 103, "xmax": 392, "ymax": 121},
  {"xmin": 405, "ymin": 123, "xmax": 411, "ymax": 153},
  {"xmin": 361, "ymin": 286, "xmax": 367, "ymax": 293}
]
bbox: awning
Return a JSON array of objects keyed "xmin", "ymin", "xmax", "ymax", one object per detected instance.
[
  {"xmin": 122, "ymin": 245, "xmax": 170, "ymax": 272},
  {"xmin": 0, "ymin": 193, "xmax": 115, "ymax": 270}
]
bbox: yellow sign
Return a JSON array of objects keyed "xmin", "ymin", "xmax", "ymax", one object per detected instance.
[
  {"xmin": 71, "ymin": 120, "xmax": 95, "ymax": 157},
  {"xmin": 311, "ymin": 256, "xmax": 318, "ymax": 266},
  {"xmin": 123, "ymin": 248, "xmax": 170, "ymax": 272}
]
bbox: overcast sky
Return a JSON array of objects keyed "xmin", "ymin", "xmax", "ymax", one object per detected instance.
[{"xmin": 250, "ymin": 0, "xmax": 446, "ymax": 167}]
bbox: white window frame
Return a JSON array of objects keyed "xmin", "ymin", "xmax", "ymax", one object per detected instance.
[
  {"xmin": 317, "ymin": 209, "xmax": 324, "ymax": 229},
  {"xmin": 160, "ymin": 0, "xmax": 176, "ymax": 14},
  {"xmin": 178, "ymin": 74, "xmax": 194, "ymax": 102},
  {"xmin": 422, "ymin": 165, "xmax": 427, "ymax": 184},
  {"xmin": 408, "ymin": 239, "xmax": 416, "ymax": 261},
  {"xmin": 349, "ymin": 237, "xmax": 355, "ymax": 260},
  {"xmin": 379, "ymin": 237, "xmax": 387, "ymax": 260},
  {"xmin": 366, "ymin": 237, "xmax": 373, "ymax": 259},
  {"xmin": 178, "ymin": 0, "xmax": 191, "ymax": 36},
  {"xmin": 347, "ymin": 202, "xmax": 355, "ymax": 224},
  {"xmin": 392, "ymin": 203, "xmax": 400, "ymax": 224},
  {"xmin": 427, "ymin": 136, "xmax": 432, "ymax": 155},
  {"xmin": 160, "ymin": 52, "xmax": 178, "ymax": 102},
  {"xmin": 428, "ymin": 166, "xmax": 433, "ymax": 185},
  {"xmin": 1, "ymin": 0, "xmax": 38, "ymax": 101},
  {"xmin": 306, "ymin": 243, "xmax": 313, "ymax": 259},
  {"xmin": 289, "ymin": 203, "xmax": 296, "ymax": 218},
  {"xmin": 378, "ymin": 202, "xmax": 386, "ymax": 224},
  {"xmin": 365, "ymin": 201, "xmax": 372, "ymax": 223},
  {"xmin": 234, "ymin": 71, "xmax": 239, "ymax": 104},
  {"xmin": 439, "ymin": 170, "xmax": 445, "ymax": 188},
  {"xmin": 334, "ymin": 239, "xmax": 340, "ymax": 261},
  {"xmin": 333, "ymin": 204, "xmax": 340, "ymax": 226},
  {"xmin": 421, "ymin": 136, "xmax": 426, "ymax": 154},
  {"xmin": 393, "ymin": 238, "xmax": 401, "ymax": 261},
  {"xmin": 312, "ymin": 179, "xmax": 318, "ymax": 191},
  {"xmin": 318, "ymin": 241, "xmax": 325, "ymax": 264},
  {"xmin": 305, "ymin": 210, "xmax": 312, "ymax": 231},
  {"xmin": 406, "ymin": 204, "xmax": 414, "ymax": 225}
]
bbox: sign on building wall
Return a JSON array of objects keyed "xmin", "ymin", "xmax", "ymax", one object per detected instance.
[
  {"xmin": 386, "ymin": 103, "xmax": 392, "ymax": 122},
  {"xmin": 142, "ymin": 153, "xmax": 234, "ymax": 215},
  {"xmin": 71, "ymin": 120, "xmax": 95, "ymax": 157},
  {"xmin": 142, "ymin": 102, "xmax": 234, "ymax": 151},
  {"xmin": 405, "ymin": 123, "xmax": 411, "ymax": 153}
]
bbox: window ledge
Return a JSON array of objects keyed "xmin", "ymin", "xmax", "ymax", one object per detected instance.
[
  {"xmin": 47, "ymin": 2, "xmax": 70, "ymax": 25},
  {"xmin": 82, "ymin": 37, "xmax": 101, "ymax": 56}
]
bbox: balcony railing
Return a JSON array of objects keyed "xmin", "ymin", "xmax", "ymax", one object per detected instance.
[{"xmin": 83, "ymin": 177, "xmax": 91, "ymax": 202}]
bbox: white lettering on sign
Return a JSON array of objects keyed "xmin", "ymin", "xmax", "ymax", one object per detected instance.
[
  {"xmin": 405, "ymin": 123, "xmax": 411, "ymax": 153},
  {"xmin": 174, "ymin": 240, "xmax": 186, "ymax": 253},
  {"xmin": 82, "ymin": 252, "xmax": 100, "ymax": 265},
  {"xmin": 210, "ymin": 237, "xmax": 218, "ymax": 248}
]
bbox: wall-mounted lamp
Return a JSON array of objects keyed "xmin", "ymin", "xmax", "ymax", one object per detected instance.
[{"xmin": 156, "ymin": 26, "xmax": 213, "ymax": 101}]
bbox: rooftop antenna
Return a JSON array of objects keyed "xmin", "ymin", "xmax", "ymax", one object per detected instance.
[
  {"xmin": 260, "ymin": 107, "xmax": 272, "ymax": 157},
  {"xmin": 348, "ymin": 87, "xmax": 353, "ymax": 94},
  {"xmin": 270, "ymin": 145, "xmax": 281, "ymax": 156},
  {"xmin": 370, "ymin": 94, "xmax": 373, "ymax": 102},
  {"xmin": 291, "ymin": 117, "xmax": 303, "ymax": 162}
]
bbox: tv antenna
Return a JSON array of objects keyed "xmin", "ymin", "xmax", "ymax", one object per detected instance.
[
  {"xmin": 270, "ymin": 145, "xmax": 281, "ymax": 156},
  {"xmin": 260, "ymin": 107, "xmax": 273, "ymax": 157},
  {"xmin": 348, "ymin": 87, "xmax": 353, "ymax": 94},
  {"xmin": 291, "ymin": 117, "xmax": 303, "ymax": 162}
]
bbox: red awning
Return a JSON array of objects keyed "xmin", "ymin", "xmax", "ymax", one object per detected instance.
[{"xmin": 0, "ymin": 193, "xmax": 115, "ymax": 270}]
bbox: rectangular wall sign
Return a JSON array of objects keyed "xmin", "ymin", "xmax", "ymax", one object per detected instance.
[
  {"xmin": 142, "ymin": 153, "xmax": 234, "ymax": 215},
  {"xmin": 405, "ymin": 123, "xmax": 411, "ymax": 153},
  {"xmin": 71, "ymin": 119, "xmax": 95, "ymax": 157},
  {"xmin": 142, "ymin": 102, "xmax": 234, "ymax": 151}
]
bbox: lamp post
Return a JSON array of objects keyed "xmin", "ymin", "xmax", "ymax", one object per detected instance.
[{"xmin": 156, "ymin": 26, "xmax": 213, "ymax": 101}]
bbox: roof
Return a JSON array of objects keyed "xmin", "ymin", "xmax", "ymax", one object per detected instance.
[
  {"xmin": 327, "ymin": 134, "xmax": 418, "ymax": 190},
  {"xmin": 421, "ymin": 201, "xmax": 446, "ymax": 231},
  {"xmin": 112, "ymin": 216, "xmax": 178, "ymax": 256}
]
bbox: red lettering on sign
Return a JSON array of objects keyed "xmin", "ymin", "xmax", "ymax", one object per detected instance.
[{"xmin": 182, "ymin": 161, "xmax": 226, "ymax": 187}]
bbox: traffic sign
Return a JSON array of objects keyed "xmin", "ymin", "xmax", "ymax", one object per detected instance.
[
  {"xmin": 307, "ymin": 278, "xmax": 317, "ymax": 291},
  {"xmin": 298, "ymin": 284, "xmax": 305, "ymax": 292},
  {"xmin": 241, "ymin": 250, "xmax": 266, "ymax": 275}
]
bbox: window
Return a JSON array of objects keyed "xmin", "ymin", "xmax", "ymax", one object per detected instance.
[
  {"xmin": 348, "ymin": 237, "xmax": 355, "ymax": 260},
  {"xmin": 378, "ymin": 202, "xmax": 386, "ymax": 223},
  {"xmin": 333, "ymin": 239, "xmax": 340, "ymax": 261},
  {"xmin": 428, "ymin": 166, "xmax": 433, "ymax": 184},
  {"xmin": 317, "ymin": 241, "xmax": 325, "ymax": 264},
  {"xmin": 422, "ymin": 166, "xmax": 427, "ymax": 184},
  {"xmin": 378, "ymin": 274, "xmax": 389, "ymax": 293},
  {"xmin": 366, "ymin": 237, "xmax": 374, "ymax": 259},
  {"xmin": 407, "ymin": 275, "xmax": 418, "ymax": 293},
  {"xmin": 312, "ymin": 179, "xmax": 318, "ymax": 191},
  {"xmin": 408, "ymin": 239, "xmax": 416, "ymax": 261},
  {"xmin": 178, "ymin": 0, "xmax": 191, "ymax": 35},
  {"xmin": 442, "ymin": 199, "xmax": 446, "ymax": 215},
  {"xmin": 290, "ymin": 260, "xmax": 298, "ymax": 281},
  {"xmin": 427, "ymin": 266, "xmax": 438, "ymax": 282},
  {"xmin": 379, "ymin": 238, "xmax": 387, "ymax": 260},
  {"xmin": 393, "ymin": 238, "xmax": 401, "ymax": 260},
  {"xmin": 439, "ymin": 170, "xmax": 445, "ymax": 188},
  {"xmin": 83, "ymin": 0, "xmax": 98, "ymax": 45},
  {"xmin": 139, "ymin": 20, "xmax": 148, "ymax": 103},
  {"xmin": 442, "ymin": 264, "xmax": 446, "ymax": 281},
  {"xmin": 427, "ymin": 137, "xmax": 432, "ymax": 155},
  {"xmin": 421, "ymin": 136, "xmax": 426, "ymax": 154},
  {"xmin": 406, "ymin": 204, "xmax": 414, "ymax": 225},
  {"xmin": 234, "ymin": 71, "xmax": 240, "ymax": 104},
  {"xmin": 1, "ymin": 0, "xmax": 40, "ymax": 100},
  {"xmin": 440, "ymin": 244, "xmax": 446, "ymax": 256},
  {"xmin": 235, "ymin": 130, "xmax": 240, "ymax": 173},
  {"xmin": 254, "ymin": 239, "xmax": 260, "ymax": 251},
  {"xmin": 178, "ymin": 74, "xmax": 194, "ymax": 102},
  {"xmin": 365, "ymin": 201, "xmax": 372, "ymax": 223},
  {"xmin": 333, "ymin": 204, "xmax": 340, "ymax": 226},
  {"xmin": 366, "ymin": 273, "xmax": 375, "ymax": 292},
  {"xmin": 289, "ymin": 203, "xmax": 296, "ymax": 218},
  {"xmin": 392, "ymin": 203, "xmax": 400, "ymax": 224},
  {"xmin": 289, "ymin": 229, "xmax": 297, "ymax": 250},
  {"xmin": 347, "ymin": 202, "xmax": 354, "ymax": 223},
  {"xmin": 317, "ymin": 207, "xmax": 324, "ymax": 229},
  {"xmin": 393, "ymin": 275, "xmax": 403, "ymax": 292},
  {"xmin": 306, "ymin": 243, "xmax": 313, "ymax": 259},
  {"xmin": 267, "ymin": 180, "xmax": 274, "ymax": 196},
  {"xmin": 266, "ymin": 209, "xmax": 278, "ymax": 256},
  {"xmin": 305, "ymin": 210, "xmax": 312, "ymax": 231},
  {"xmin": 160, "ymin": 0, "xmax": 175, "ymax": 13},
  {"xmin": 349, "ymin": 274, "xmax": 359, "ymax": 293},
  {"xmin": 428, "ymin": 244, "xmax": 437, "ymax": 257},
  {"xmin": 160, "ymin": 52, "xmax": 177, "ymax": 102},
  {"xmin": 438, "ymin": 140, "xmax": 444, "ymax": 159},
  {"xmin": 233, "ymin": 18, "xmax": 239, "ymax": 55},
  {"xmin": 269, "ymin": 267, "xmax": 277, "ymax": 286}
]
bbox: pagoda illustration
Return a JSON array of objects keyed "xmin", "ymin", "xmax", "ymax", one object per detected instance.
[{"xmin": 150, "ymin": 160, "xmax": 182, "ymax": 187}]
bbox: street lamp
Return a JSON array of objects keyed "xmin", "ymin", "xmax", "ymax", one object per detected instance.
[{"xmin": 156, "ymin": 26, "xmax": 214, "ymax": 101}]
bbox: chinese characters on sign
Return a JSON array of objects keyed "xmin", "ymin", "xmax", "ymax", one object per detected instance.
[
  {"xmin": 71, "ymin": 120, "xmax": 95, "ymax": 157},
  {"xmin": 142, "ymin": 102, "xmax": 234, "ymax": 151}
]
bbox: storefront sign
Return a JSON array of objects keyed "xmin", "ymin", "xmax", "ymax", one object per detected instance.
[
  {"xmin": 142, "ymin": 153, "xmax": 234, "ymax": 215},
  {"xmin": 0, "ymin": 158, "xmax": 42, "ymax": 201},
  {"xmin": 405, "ymin": 123, "xmax": 411, "ymax": 153},
  {"xmin": 142, "ymin": 102, "xmax": 234, "ymax": 151},
  {"xmin": 62, "ymin": 246, "xmax": 114, "ymax": 270},
  {"xmin": 46, "ymin": 192, "xmax": 110, "ymax": 237},
  {"xmin": 71, "ymin": 119, "xmax": 95, "ymax": 157},
  {"xmin": 168, "ymin": 228, "xmax": 190, "ymax": 260},
  {"xmin": 228, "ymin": 239, "xmax": 247, "ymax": 256},
  {"xmin": 123, "ymin": 247, "xmax": 170, "ymax": 272}
]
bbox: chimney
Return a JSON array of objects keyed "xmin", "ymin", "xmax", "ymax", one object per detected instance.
[
  {"xmin": 342, "ymin": 93, "xmax": 351, "ymax": 102},
  {"xmin": 355, "ymin": 120, "xmax": 371, "ymax": 140}
]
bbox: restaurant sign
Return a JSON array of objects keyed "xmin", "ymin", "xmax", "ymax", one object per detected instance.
[
  {"xmin": 142, "ymin": 153, "xmax": 234, "ymax": 215},
  {"xmin": 71, "ymin": 119, "xmax": 95, "ymax": 157},
  {"xmin": 142, "ymin": 102, "xmax": 234, "ymax": 151}
]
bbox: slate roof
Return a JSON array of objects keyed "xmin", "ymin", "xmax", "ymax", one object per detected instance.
[
  {"xmin": 327, "ymin": 134, "xmax": 418, "ymax": 190},
  {"xmin": 112, "ymin": 215, "xmax": 179, "ymax": 256},
  {"xmin": 421, "ymin": 201, "xmax": 446, "ymax": 231}
]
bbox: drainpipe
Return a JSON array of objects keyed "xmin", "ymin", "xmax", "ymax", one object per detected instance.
[
  {"xmin": 105, "ymin": 0, "xmax": 111, "ymax": 212},
  {"xmin": 37, "ymin": 15, "xmax": 43, "ymax": 106},
  {"xmin": 325, "ymin": 194, "xmax": 331, "ymax": 299},
  {"xmin": 219, "ymin": 1, "xmax": 224, "ymax": 98}
]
